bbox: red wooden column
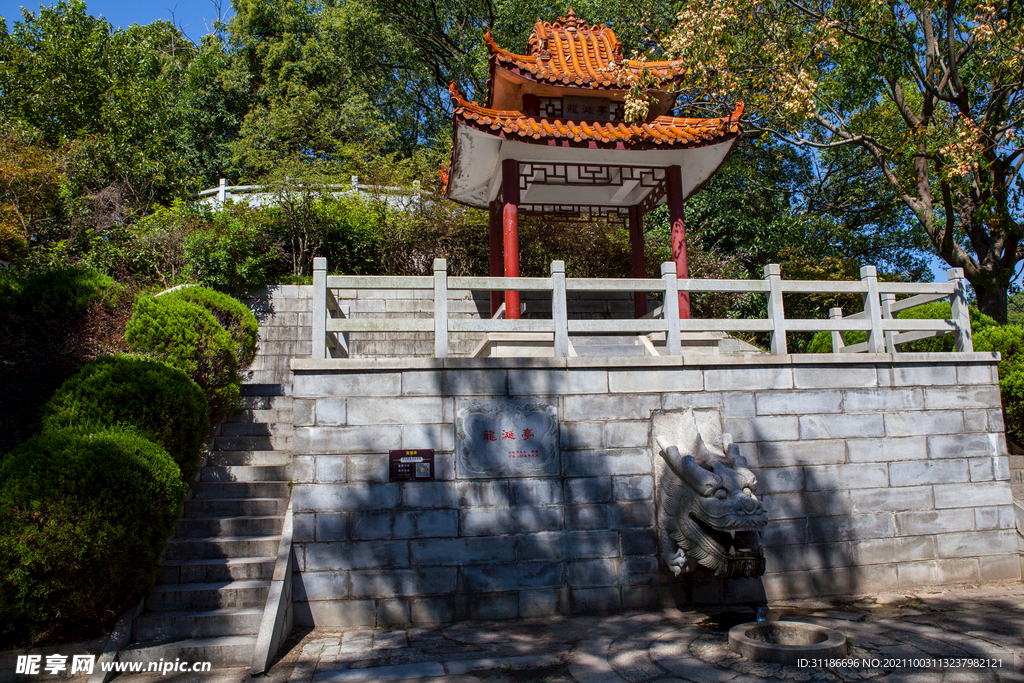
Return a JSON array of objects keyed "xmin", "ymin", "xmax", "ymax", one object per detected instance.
[
  {"xmin": 666, "ymin": 165, "xmax": 691, "ymax": 319},
  {"xmin": 628, "ymin": 205, "xmax": 647, "ymax": 318},
  {"xmin": 501, "ymin": 159, "xmax": 521, "ymax": 319},
  {"xmin": 488, "ymin": 201, "xmax": 503, "ymax": 316}
]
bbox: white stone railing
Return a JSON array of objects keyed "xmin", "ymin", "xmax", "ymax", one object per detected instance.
[{"xmin": 311, "ymin": 257, "xmax": 974, "ymax": 358}]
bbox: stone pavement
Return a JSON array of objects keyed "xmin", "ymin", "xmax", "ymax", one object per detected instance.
[{"xmin": 109, "ymin": 581, "xmax": 1024, "ymax": 683}]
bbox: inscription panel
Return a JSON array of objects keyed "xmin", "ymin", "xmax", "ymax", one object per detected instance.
[{"xmin": 455, "ymin": 399, "xmax": 560, "ymax": 478}]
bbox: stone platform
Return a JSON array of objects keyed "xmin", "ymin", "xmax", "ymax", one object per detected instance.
[{"xmin": 105, "ymin": 582, "xmax": 1024, "ymax": 683}]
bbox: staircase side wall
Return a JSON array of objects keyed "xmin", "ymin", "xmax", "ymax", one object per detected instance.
[{"xmin": 289, "ymin": 354, "xmax": 1019, "ymax": 627}]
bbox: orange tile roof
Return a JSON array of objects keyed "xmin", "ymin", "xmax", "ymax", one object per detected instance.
[
  {"xmin": 486, "ymin": 9, "xmax": 687, "ymax": 89},
  {"xmin": 449, "ymin": 84, "xmax": 743, "ymax": 147}
]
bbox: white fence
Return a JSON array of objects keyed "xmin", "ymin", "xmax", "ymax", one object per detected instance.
[{"xmin": 311, "ymin": 258, "xmax": 974, "ymax": 358}]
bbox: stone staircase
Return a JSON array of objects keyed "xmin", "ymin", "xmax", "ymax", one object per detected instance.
[
  {"xmin": 120, "ymin": 386, "xmax": 293, "ymax": 665},
  {"xmin": 120, "ymin": 287, "xmax": 307, "ymax": 667},
  {"xmin": 570, "ymin": 334, "xmax": 648, "ymax": 357}
]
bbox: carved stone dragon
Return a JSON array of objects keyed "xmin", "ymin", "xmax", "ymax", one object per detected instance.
[{"xmin": 655, "ymin": 410, "xmax": 768, "ymax": 579}]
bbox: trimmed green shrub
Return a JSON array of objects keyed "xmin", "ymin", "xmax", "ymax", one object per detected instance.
[
  {"xmin": 125, "ymin": 295, "xmax": 240, "ymax": 417},
  {"xmin": 975, "ymin": 325, "xmax": 1024, "ymax": 439},
  {"xmin": 38, "ymin": 356, "xmax": 210, "ymax": 480},
  {"xmin": 0, "ymin": 267, "xmax": 131, "ymax": 455},
  {"xmin": 167, "ymin": 287, "xmax": 259, "ymax": 367},
  {"xmin": 807, "ymin": 302, "xmax": 997, "ymax": 353},
  {"xmin": 0, "ymin": 427, "xmax": 186, "ymax": 644},
  {"xmin": 183, "ymin": 217, "xmax": 284, "ymax": 290},
  {"xmin": 1, "ymin": 266, "xmax": 123, "ymax": 322}
]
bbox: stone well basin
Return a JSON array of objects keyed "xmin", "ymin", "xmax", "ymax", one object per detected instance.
[{"xmin": 728, "ymin": 621, "xmax": 848, "ymax": 665}]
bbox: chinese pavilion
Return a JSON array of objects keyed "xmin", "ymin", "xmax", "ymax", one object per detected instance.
[{"xmin": 442, "ymin": 9, "xmax": 743, "ymax": 320}]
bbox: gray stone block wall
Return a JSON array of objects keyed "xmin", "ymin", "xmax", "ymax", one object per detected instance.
[
  {"xmin": 290, "ymin": 355, "xmax": 1019, "ymax": 627},
  {"xmin": 241, "ymin": 285, "xmax": 314, "ymax": 385}
]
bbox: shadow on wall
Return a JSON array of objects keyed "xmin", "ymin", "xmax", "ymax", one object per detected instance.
[{"xmin": 290, "ymin": 368, "xmax": 690, "ymax": 626}]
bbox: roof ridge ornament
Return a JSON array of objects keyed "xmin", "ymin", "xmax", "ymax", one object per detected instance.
[{"xmin": 564, "ymin": 7, "xmax": 578, "ymax": 31}]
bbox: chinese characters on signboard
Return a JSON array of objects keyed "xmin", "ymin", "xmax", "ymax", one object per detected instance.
[
  {"xmin": 456, "ymin": 399, "xmax": 559, "ymax": 477},
  {"xmin": 562, "ymin": 96, "xmax": 623, "ymax": 122}
]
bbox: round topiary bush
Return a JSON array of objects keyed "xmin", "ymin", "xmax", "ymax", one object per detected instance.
[
  {"xmin": 39, "ymin": 355, "xmax": 210, "ymax": 480},
  {"xmin": 167, "ymin": 287, "xmax": 259, "ymax": 367},
  {"xmin": 125, "ymin": 295, "xmax": 240, "ymax": 417},
  {"xmin": 0, "ymin": 427, "xmax": 186, "ymax": 644}
]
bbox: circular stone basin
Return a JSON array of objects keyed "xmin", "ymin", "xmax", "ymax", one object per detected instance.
[{"xmin": 728, "ymin": 621, "xmax": 847, "ymax": 666}]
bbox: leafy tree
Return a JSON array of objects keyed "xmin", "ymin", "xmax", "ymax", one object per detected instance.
[
  {"xmin": 0, "ymin": 129, "xmax": 67, "ymax": 262},
  {"xmin": 0, "ymin": 1, "xmax": 243, "ymax": 248},
  {"xmin": 659, "ymin": 0, "xmax": 1024, "ymax": 322}
]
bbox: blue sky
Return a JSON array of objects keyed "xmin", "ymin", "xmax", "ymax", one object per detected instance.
[{"xmin": 0, "ymin": 0, "xmax": 229, "ymax": 42}]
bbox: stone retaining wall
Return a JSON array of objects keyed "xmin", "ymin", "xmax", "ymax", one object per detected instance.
[{"xmin": 288, "ymin": 354, "xmax": 1020, "ymax": 627}]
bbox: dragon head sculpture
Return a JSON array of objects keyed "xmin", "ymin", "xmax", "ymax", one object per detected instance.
[{"xmin": 655, "ymin": 409, "xmax": 768, "ymax": 579}]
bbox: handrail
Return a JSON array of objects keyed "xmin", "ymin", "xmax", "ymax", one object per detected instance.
[{"xmin": 309, "ymin": 258, "xmax": 974, "ymax": 358}]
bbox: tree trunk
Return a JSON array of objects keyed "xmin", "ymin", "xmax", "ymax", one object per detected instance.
[{"xmin": 973, "ymin": 280, "xmax": 1008, "ymax": 324}]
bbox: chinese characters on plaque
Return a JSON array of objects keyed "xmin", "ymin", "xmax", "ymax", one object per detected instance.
[
  {"xmin": 456, "ymin": 399, "xmax": 559, "ymax": 477},
  {"xmin": 562, "ymin": 96, "xmax": 621, "ymax": 121}
]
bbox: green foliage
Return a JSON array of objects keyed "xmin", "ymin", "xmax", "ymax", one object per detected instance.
[
  {"xmin": 167, "ymin": 287, "xmax": 259, "ymax": 367},
  {"xmin": 0, "ymin": 266, "xmax": 131, "ymax": 454},
  {"xmin": 662, "ymin": 0, "xmax": 1024, "ymax": 321},
  {"xmin": 38, "ymin": 356, "xmax": 209, "ymax": 480},
  {"xmin": 807, "ymin": 303, "xmax": 998, "ymax": 353},
  {"xmin": 0, "ymin": 426, "xmax": 186, "ymax": 644},
  {"xmin": 125, "ymin": 295, "xmax": 240, "ymax": 417},
  {"xmin": 1, "ymin": 266, "xmax": 121, "ymax": 322},
  {"xmin": 183, "ymin": 220, "xmax": 285, "ymax": 290},
  {"xmin": 975, "ymin": 326, "xmax": 1024, "ymax": 440}
]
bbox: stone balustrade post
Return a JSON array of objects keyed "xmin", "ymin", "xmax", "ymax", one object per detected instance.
[
  {"xmin": 551, "ymin": 261, "xmax": 568, "ymax": 357},
  {"xmin": 434, "ymin": 258, "xmax": 448, "ymax": 358},
  {"xmin": 661, "ymin": 262, "xmax": 681, "ymax": 355},
  {"xmin": 829, "ymin": 307, "xmax": 845, "ymax": 354},
  {"xmin": 312, "ymin": 257, "xmax": 327, "ymax": 360},
  {"xmin": 764, "ymin": 264, "xmax": 787, "ymax": 355},
  {"xmin": 881, "ymin": 292, "xmax": 897, "ymax": 353},
  {"xmin": 947, "ymin": 268, "xmax": 974, "ymax": 352},
  {"xmin": 861, "ymin": 266, "xmax": 884, "ymax": 353}
]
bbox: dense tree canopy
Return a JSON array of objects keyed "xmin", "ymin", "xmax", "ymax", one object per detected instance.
[
  {"xmin": 1, "ymin": 0, "xmax": 1011, "ymax": 302},
  {"xmin": 658, "ymin": 0, "xmax": 1024, "ymax": 320}
]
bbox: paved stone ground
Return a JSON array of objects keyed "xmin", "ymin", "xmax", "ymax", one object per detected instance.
[{"xmin": 106, "ymin": 581, "xmax": 1024, "ymax": 683}]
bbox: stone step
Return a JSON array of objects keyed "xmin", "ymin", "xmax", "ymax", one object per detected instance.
[
  {"xmin": 201, "ymin": 465, "xmax": 292, "ymax": 482},
  {"xmin": 224, "ymin": 409, "xmax": 294, "ymax": 425},
  {"xmin": 145, "ymin": 581, "xmax": 269, "ymax": 612},
  {"xmin": 176, "ymin": 516, "xmax": 284, "ymax": 538},
  {"xmin": 219, "ymin": 422, "xmax": 293, "ymax": 437},
  {"xmin": 214, "ymin": 434, "xmax": 292, "ymax": 451},
  {"xmin": 164, "ymin": 536, "xmax": 281, "ymax": 560},
  {"xmin": 207, "ymin": 450, "xmax": 292, "ymax": 467},
  {"xmin": 192, "ymin": 481, "xmax": 290, "ymax": 499},
  {"xmin": 240, "ymin": 384, "xmax": 289, "ymax": 397},
  {"xmin": 185, "ymin": 497, "xmax": 288, "ymax": 517},
  {"xmin": 158, "ymin": 557, "xmax": 276, "ymax": 584},
  {"xmin": 573, "ymin": 345, "xmax": 646, "ymax": 357},
  {"xmin": 119, "ymin": 635, "xmax": 257, "ymax": 666},
  {"xmin": 238, "ymin": 395, "xmax": 293, "ymax": 411},
  {"xmin": 132, "ymin": 608, "xmax": 264, "ymax": 641}
]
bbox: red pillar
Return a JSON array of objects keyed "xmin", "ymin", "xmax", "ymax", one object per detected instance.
[
  {"xmin": 628, "ymin": 206, "xmax": 647, "ymax": 318},
  {"xmin": 501, "ymin": 159, "xmax": 521, "ymax": 319},
  {"xmin": 488, "ymin": 201, "xmax": 503, "ymax": 316},
  {"xmin": 666, "ymin": 165, "xmax": 691, "ymax": 319}
]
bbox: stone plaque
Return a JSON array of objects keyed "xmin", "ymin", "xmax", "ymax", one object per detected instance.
[{"xmin": 456, "ymin": 399, "xmax": 560, "ymax": 477}]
